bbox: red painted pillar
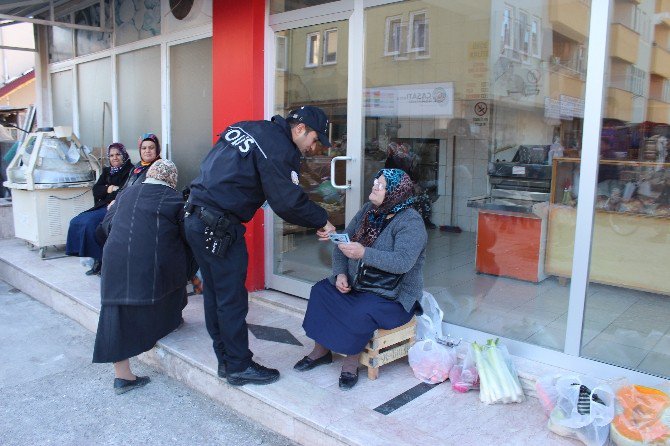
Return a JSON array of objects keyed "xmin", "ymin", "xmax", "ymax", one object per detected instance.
[{"xmin": 212, "ymin": 0, "xmax": 266, "ymax": 291}]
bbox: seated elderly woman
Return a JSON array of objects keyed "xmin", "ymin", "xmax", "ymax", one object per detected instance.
[
  {"xmin": 294, "ymin": 168, "xmax": 427, "ymax": 390},
  {"xmin": 92, "ymin": 159, "xmax": 196, "ymax": 394},
  {"xmin": 65, "ymin": 143, "xmax": 132, "ymax": 275}
]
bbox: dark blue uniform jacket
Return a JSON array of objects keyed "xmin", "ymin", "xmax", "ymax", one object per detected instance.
[{"xmin": 189, "ymin": 115, "xmax": 328, "ymax": 228}]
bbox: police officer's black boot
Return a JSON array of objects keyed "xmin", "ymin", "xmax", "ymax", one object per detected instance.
[{"xmin": 226, "ymin": 361, "xmax": 279, "ymax": 386}]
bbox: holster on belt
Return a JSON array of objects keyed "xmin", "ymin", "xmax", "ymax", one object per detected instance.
[{"xmin": 185, "ymin": 200, "xmax": 238, "ymax": 257}]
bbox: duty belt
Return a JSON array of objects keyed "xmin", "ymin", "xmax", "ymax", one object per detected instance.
[{"xmin": 184, "ymin": 202, "xmax": 240, "ymax": 227}]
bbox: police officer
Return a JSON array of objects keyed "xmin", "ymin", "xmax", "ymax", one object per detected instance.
[{"xmin": 184, "ymin": 106, "xmax": 336, "ymax": 386}]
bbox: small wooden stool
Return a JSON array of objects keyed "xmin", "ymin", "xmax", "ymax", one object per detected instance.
[{"xmin": 359, "ymin": 317, "xmax": 416, "ymax": 380}]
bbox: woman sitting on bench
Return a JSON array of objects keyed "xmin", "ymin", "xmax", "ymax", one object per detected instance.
[{"xmin": 294, "ymin": 168, "xmax": 427, "ymax": 390}]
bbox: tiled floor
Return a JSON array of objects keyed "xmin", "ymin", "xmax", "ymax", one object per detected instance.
[{"xmin": 280, "ymin": 229, "xmax": 670, "ymax": 379}]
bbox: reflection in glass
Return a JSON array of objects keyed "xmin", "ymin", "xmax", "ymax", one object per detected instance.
[
  {"xmin": 270, "ymin": 0, "xmax": 338, "ymax": 14},
  {"xmin": 273, "ymin": 22, "xmax": 348, "ymax": 284},
  {"xmin": 363, "ymin": 1, "xmax": 590, "ymax": 352},
  {"xmin": 51, "ymin": 70, "xmax": 73, "ymax": 127},
  {"xmin": 75, "ymin": 2, "xmax": 112, "ymax": 56},
  {"xmin": 77, "ymin": 58, "xmax": 112, "ymax": 152},
  {"xmin": 48, "ymin": 19, "xmax": 74, "ymax": 63},
  {"xmin": 114, "ymin": 0, "xmax": 161, "ymax": 47},
  {"xmin": 170, "ymin": 38, "xmax": 213, "ymax": 191},
  {"xmin": 117, "ymin": 46, "xmax": 161, "ymax": 163},
  {"xmin": 579, "ymin": 0, "xmax": 670, "ymax": 379}
]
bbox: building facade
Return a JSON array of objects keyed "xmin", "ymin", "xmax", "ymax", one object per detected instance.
[{"xmin": 37, "ymin": 0, "xmax": 669, "ymax": 384}]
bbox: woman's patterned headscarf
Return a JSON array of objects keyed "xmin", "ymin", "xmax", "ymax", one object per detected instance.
[
  {"xmin": 107, "ymin": 142, "xmax": 130, "ymax": 175},
  {"xmin": 146, "ymin": 159, "xmax": 178, "ymax": 189},
  {"xmin": 351, "ymin": 168, "xmax": 417, "ymax": 247}
]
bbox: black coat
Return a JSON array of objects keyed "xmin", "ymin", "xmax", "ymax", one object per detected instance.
[
  {"xmin": 188, "ymin": 116, "xmax": 327, "ymax": 227},
  {"xmin": 90, "ymin": 161, "xmax": 133, "ymax": 211},
  {"xmin": 100, "ymin": 183, "xmax": 196, "ymax": 306}
]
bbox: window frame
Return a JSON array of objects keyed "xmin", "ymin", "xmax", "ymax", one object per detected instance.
[
  {"xmin": 305, "ymin": 31, "xmax": 321, "ymax": 68},
  {"xmin": 408, "ymin": 10, "xmax": 428, "ymax": 54},
  {"xmin": 384, "ymin": 15, "xmax": 403, "ymax": 57},
  {"xmin": 517, "ymin": 9, "xmax": 530, "ymax": 59},
  {"xmin": 501, "ymin": 4, "xmax": 514, "ymax": 52},
  {"xmin": 276, "ymin": 35, "xmax": 288, "ymax": 71},
  {"xmin": 531, "ymin": 16, "xmax": 541, "ymax": 59},
  {"xmin": 322, "ymin": 27, "xmax": 338, "ymax": 65}
]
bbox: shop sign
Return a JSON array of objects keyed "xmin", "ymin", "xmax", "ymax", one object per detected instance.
[
  {"xmin": 544, "ymin": 97, "xmax": 560, "ymax": 120},
  {"xmin": 364, "ymin": 82, "xmax": 454, "ymax": 117},
  {"xmin": 559, "ymin": 94, "xmax": 585, "ymax": 119}
]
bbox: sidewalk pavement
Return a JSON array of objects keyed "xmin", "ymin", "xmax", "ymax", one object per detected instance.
[
  {"xmin": 0, "ymin": 238, "xmax": 581, "ymax": 446},
  {"xmin": 0, "ymin": 280, "xmax": 296, "ymax": 446}
]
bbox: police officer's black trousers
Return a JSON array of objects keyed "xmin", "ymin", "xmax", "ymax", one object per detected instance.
[{"xmin": 184, "ymin": 213, "xmax": 253, "ymax": 373}]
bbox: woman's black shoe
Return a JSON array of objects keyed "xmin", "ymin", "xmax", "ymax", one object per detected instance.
[
  {"xmin": 293, "ymin": 351, "xmax": 333, "ymax": 372},
  {"xmin": 114, "ymin": 376, "xmax": 150, "ymax": 394},
  {"xmin": 85, "ymin": 259, "xmax": 102, "ymax": 276},
  {"xmin": 338, "ymin": 370, "xmax": 359, "ymax": 390}
]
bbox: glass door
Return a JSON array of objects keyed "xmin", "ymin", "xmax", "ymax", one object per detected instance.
[{"xmin": 266, "ymin": 14, "xmax": 361, "ymax": 298}]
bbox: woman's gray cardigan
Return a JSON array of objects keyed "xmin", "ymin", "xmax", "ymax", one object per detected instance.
[{"xmin": 329, "ymin": 202, "xmax": 427, "ymax": 313}]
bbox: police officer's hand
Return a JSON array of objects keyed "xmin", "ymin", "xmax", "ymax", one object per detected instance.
[
  {"xmin": 335, "ymin": 273, "xmax": 351, "ymax": 294},
  {"xmin": 338, "ymin": 242, "xmax": 365, "ymax": 260},
  {"xmin": 316, "ymin": 220, "xmax": 336, "ymax": 240}
]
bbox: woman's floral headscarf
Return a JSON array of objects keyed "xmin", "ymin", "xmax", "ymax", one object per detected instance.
[
  {"xmin": 351, "ymin": 168, "xmax": 417, "ymax": 247},
  {"xmin": 107, "ymin": 142, "xmax": 130, "ymax": 175},
  {"xmin": 146, "ymin": 159, "xmax": 178, "ymax": 189}
]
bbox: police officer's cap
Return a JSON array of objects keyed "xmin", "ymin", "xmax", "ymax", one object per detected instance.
[{"xmin": 287, "ymin": 106, "xmax": 332, "ymax": 148}]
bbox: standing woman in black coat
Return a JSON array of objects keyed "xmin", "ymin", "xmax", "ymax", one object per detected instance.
[
  {"xmin": 92, "ymin": 160, "xmax": 196, "ymax": 394},
  {"xmin": 65, "ymin": 143, "xmax": 132, "ymax": 275}
]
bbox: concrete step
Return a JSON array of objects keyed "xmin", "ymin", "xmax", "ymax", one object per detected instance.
[{"xmin": 0, "ymin": 238, "xmax": 579, "ymax": 446}]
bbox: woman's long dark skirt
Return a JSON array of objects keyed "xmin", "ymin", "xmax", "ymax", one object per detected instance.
[
  {"xmin": 302, "ymin": 279, "xmax": 412, "ymax": 355},
  {"xmin": 66, "ymin": 207, "xmax": 107, "ymax": 260},
  {"xmin": 92, "ymin": 288, "xmax": 187, "ymax": 363}
]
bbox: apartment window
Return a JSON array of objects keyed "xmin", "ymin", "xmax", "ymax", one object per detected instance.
[
  {"xmin": 663, "ymin": 79, "xmax": 670, "ymax": 103},
  {"xmin": 385, "ymin": 15, "xmax": 403, "ymax": 56},
  {"xmin": 517, "ymin": 10, "xmax": 529, "ymax": 58},
  {"xmin": 323, "ymin": 28, "xmax": 338, "ymax": 65},
  {"xmin": 305, "ymin": 32, "xmax": 320, "ymax": 67},
  {"xmin": 628, "ymin": 66, "xmax": 645, "ymax": 96},
  {"xmin": 276, "ymin": 35, "xmax": 287, "ymax": 71},
  {"xmin": 531, "ymin": 17, "xmax": 541, "ymax": 58},
  {"xmin": 408, "ymin": 11, "xmax": 428, "ymax": 53},
  {"xmin": 501, "ymin": 5, "xmax": 513, "ymax": 50}
]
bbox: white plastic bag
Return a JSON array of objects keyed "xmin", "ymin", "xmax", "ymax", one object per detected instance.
[
  {"xmin": 416, "ymin": 291, "xmax": 444, "ymax": 341},
  {"xmin": 547, "ymin": 375, "xmax": 615, "ymax": 446},
  {"xmin": 408, "ymin": 339, "xmax": 455, "ymax": 384}
]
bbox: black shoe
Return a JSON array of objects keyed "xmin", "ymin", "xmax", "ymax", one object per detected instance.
[
  {"xmin": 114, "ymin": 376, "xmax": 150, "ymax": 395},
  {"xmin": 217, "ymin": 363, "xmax": 227, "ymax": 378},
  {"xmin": 293, "ymin": 351, "xmax": 333, "ymax": 372},
  {"xmin": 338, "ymin": 370, "xmax": 359, "ymax": 391},
  {"xmin": 226, "ymin": 361, "xmax": 280, "ymax": 386},
  {"xmin": 85, "ymin": 260, "xmax": 101, "ymax": 276}
]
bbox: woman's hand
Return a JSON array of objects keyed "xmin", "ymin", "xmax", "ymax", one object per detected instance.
[
  {"xmin": 335, "ymin": 274, "xmax": 351, "ymax": 294},
  {"xmin": 338, "ymin": 242, "xmax": 365, "ymax": 260},
  {"xmin": 107, "ymin": 199, "xmax": 115, "ymax": 210},
  {"xmin": 106, "ymin": 185, "xmax": 119, "ymax": 194}
]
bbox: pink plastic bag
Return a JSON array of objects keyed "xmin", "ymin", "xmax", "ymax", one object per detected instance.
[
  {"xmin": 450, "ymin": 348, "xmax": 479, "ymax": 393},
  {"xmin": 408, "ymin": 339, "xmax": 456, "ymax": 384}
]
